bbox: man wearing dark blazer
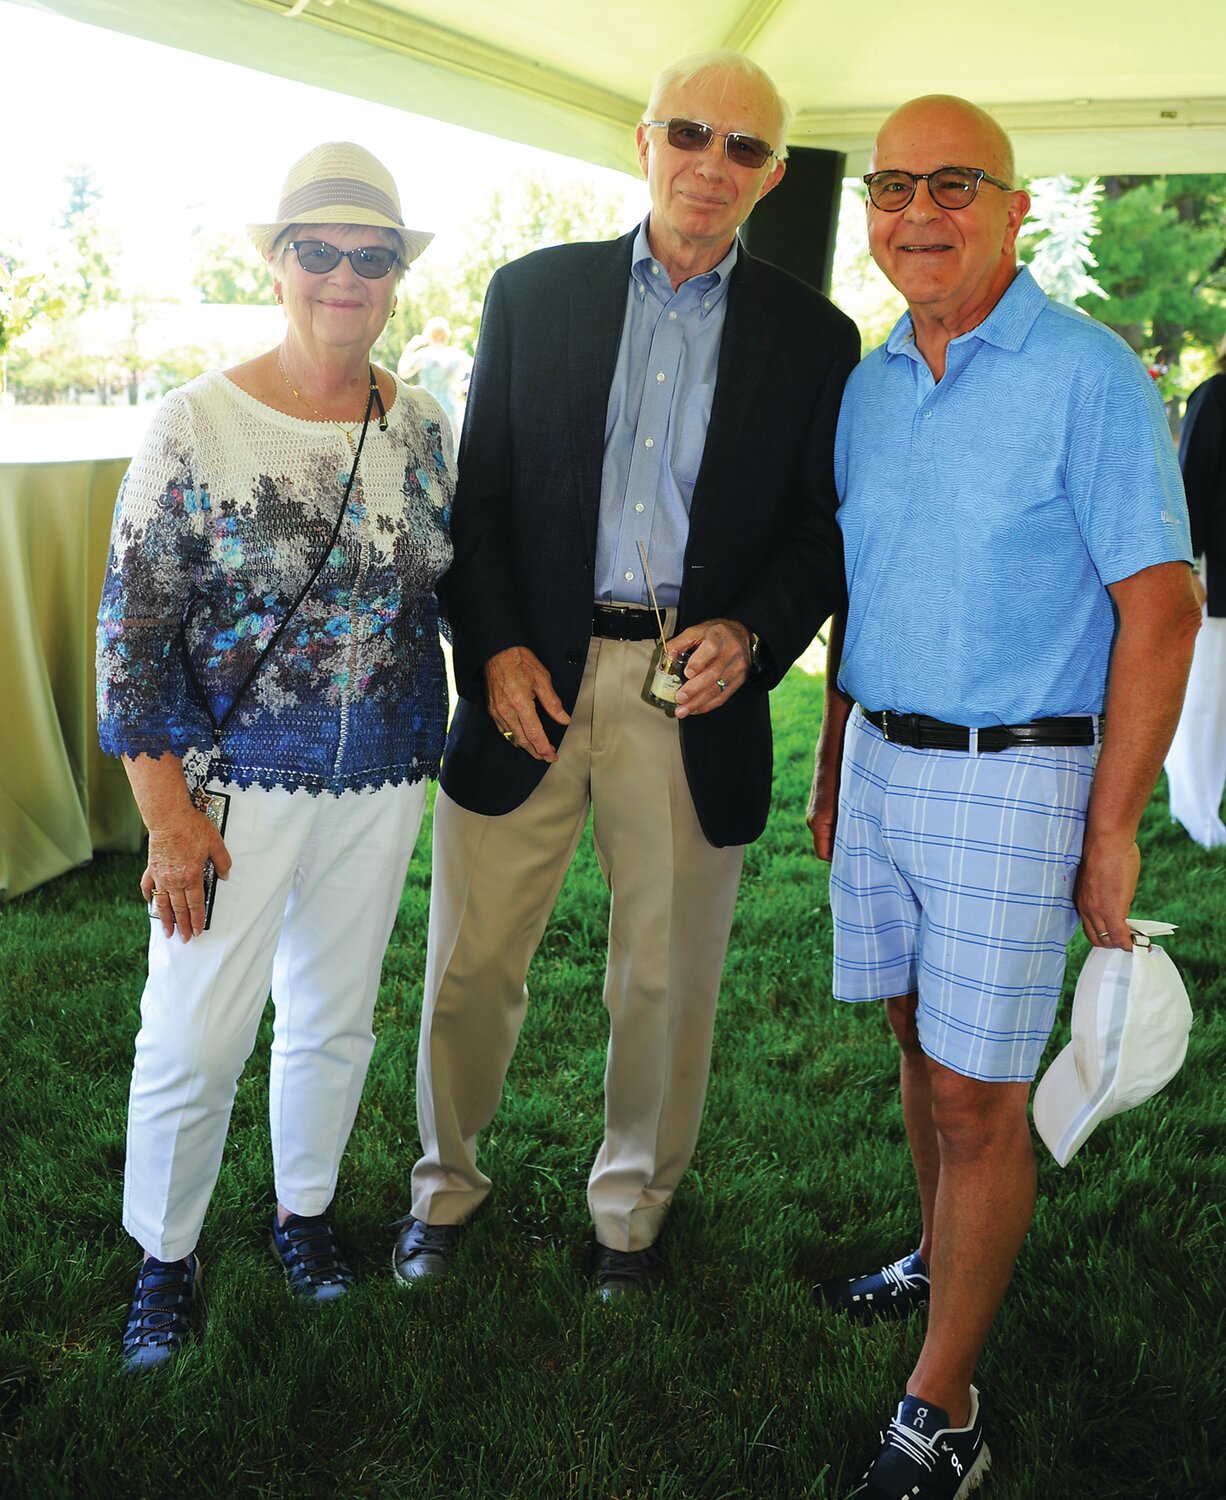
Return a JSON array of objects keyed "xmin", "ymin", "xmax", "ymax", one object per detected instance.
[{"xmin": 395, "ymin": 49, "xmax": 860, "ymax": 1294}]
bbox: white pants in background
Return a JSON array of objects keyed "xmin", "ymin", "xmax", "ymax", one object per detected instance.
[
  {"xmin": 1165, "ymin": 611, "xmax": 1226, "ymax": 849},
  {"xmin": 124, "ymin": 778, "xmax": 427, "ymax": 1261}
]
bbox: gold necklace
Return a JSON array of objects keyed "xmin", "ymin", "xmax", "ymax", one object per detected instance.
[{"xmin": 277, "ymin": 352, "xmax": 373, "ymax": 453}]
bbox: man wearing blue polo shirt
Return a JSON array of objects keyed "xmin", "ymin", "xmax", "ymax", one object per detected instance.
[{"xmin": 807, "ymin": 95, "xmax": 1200, "ymax": 1499}]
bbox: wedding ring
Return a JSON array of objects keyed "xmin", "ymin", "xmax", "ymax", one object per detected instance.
[
  {"xmin": 716, "ymin": 678, "xmax": 728, "ymax": 692},
  {"xmin": 502, "ymin": 730, "xmax": 515, "ymax": 743},
  {"xmin": 1097, "ymin": 931, "xmax": 1111, "ymax": 940}
]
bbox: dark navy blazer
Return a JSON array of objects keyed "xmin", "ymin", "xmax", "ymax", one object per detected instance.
[
  {"xmin": 1179, "ymin": 371, "xmax": 1226, "ymax": 617},
  {"xmin": 439, "ymin": 227, "xmax": 860, "ymax": 847}
]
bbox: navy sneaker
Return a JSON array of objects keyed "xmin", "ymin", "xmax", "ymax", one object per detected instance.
[
  {"xmin": 122, "ymin": 1253, "xmax": 200, "ymax": 1373},
  {"xmin": 270, "ymin": 1212, "xmax": 355, "ymax": 1301},
  {"xmin": 846, "ymin": 1388, "xmax": 991, "ymax": 1499},
  {"xmin": 814, "ymin": 1249, "xmax": 930, "ymax": 1320}
]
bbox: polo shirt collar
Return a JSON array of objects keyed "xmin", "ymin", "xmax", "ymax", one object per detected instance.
[{"xmin": 884, "ymin": 265, "xmax": 1046, "ymax": 360}]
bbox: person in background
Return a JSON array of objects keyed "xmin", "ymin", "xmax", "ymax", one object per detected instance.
[
  {"xmin": 807, "ymin": 95, "xmax": 1198, "ymax": 1497},
  {"xmin": 1165, "ymin": 335, "xmax": 1226, "ymax": 847},
  {"xmin": 97, "ymin": 142, "xmax": 454, "ymax": 1371},
  {"xmin": 398, "ymin": 315, "xmax": 472, "ymax": 437},
  {"xmin": 393, "ymin": 50, "xmax": 858, "ymax": 1298}
]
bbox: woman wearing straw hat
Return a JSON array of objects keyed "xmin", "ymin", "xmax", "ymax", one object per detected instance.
[{"xmin": 97, "ymin": 142, "xmax": 454, "ymax": 1371}]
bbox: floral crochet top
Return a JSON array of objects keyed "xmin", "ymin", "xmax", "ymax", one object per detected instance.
[{"xmin": 97, "ymin": 369, "xmax": 454, "ymax": 795}]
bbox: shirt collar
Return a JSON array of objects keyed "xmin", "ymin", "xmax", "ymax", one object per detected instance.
[
  {"xmin": 884, "ymin": 265, "xmax": 1046, "ymax": 360},
  {"xmin": 630, "ymin": 216, "xmax": 738, "ymax": 315}
]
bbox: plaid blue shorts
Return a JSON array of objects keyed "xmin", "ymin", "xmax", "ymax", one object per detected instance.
[{"xmin": 830, "ymin": 708, "xmax": 1097, "ymax": 1082}]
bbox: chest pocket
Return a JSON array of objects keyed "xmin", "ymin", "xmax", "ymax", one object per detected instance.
[{"xmin": 671, "ymin": 382, "xmax": 714, "ymax": 495}]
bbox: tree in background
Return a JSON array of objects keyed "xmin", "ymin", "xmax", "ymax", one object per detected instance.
[
  {"xmin": 8, "ymin": 167, "xmax": 633, "ymax": 404},
  {"xmin": 1084, "ymin": 173, "xmax": 1226, "ymax": 404},
  {"xmin": 374, "ymin": 171, "xmax": 631, "ymax": 371},
  {"xmin": 23, "ymin": 161, "xmax": 1222, "ymax": 419},
  {"xmin": 1018, "ymin": 176, "xmax": 1106, "ymax": 309},
  {"xmin": 9, "ymin": 167, "xmax": 129, "ymax": 403},
  {"xmin": 56, "ymin": 166, "xmax": 122, "ymax": 317},
  {"xmin": 0, "ymin": 254, "xmax": 64, "ymax": 397},
  {"xmin": 192, "ymin": 229, "xmax": 274, "ymax": 306}
]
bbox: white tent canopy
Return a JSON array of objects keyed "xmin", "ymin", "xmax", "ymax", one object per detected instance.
[{"xmin": 13, "ymin": 0, "xmax": 1226, "ymax": 178}]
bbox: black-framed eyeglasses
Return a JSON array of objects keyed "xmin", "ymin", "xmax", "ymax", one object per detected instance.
[
  {"xmin": 863, "ymin": 166, "xmax": 1014, "ymax": 212},
  {"xmin": 643, "ymin": 117, "xmax": 779, "ymax": 170},
  {"xmin": 287, "ymin": 240, "xmax": 400, "ymax": 278}
]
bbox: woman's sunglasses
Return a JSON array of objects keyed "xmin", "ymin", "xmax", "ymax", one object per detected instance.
[{"xmin": 287, "ymin": 240, "xmax": 400, "ymax": 279}]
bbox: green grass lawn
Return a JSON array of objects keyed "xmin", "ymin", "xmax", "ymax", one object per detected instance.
[{"xmin": 2, "ymin": 670, "xmax": 1222, "ymax": 1499}]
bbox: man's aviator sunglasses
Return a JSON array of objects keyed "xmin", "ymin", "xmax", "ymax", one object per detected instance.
[
  {"xmin": 288, "ymin": 240, "xmax": 400, "ymax": 278},
  {"xmin": 643, "ymin": 117, "xmax": 779, "ymax": 170},
  {"xmin": 863, "ymin": 166, "xmax": 1013, "ymax": 212}
]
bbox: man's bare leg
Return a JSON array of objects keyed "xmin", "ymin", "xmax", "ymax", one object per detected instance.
[
  {"xmin": 884, "ymin": 994, "xmax": 938, "ymax": 1263},
  {"xmin": 905, "ymin": 1060, "xmax": 1035, "ymax": 1427}
]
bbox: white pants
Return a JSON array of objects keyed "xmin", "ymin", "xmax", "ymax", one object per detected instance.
[
  {"xmin": 1166, "ymin": 611, "xmax": 1226, "ymax": 848},
  {"xmin": 411, "ymin": 635, "xmax": 745, "ymax": 1253},
  {"xmin": 124, "ymin": 778, "xmax": 427, "ymax": 1261}
]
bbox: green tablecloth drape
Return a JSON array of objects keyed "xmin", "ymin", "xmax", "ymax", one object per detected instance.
[{"xmin": 1, "ymin": 458, "xmax": 145, "ymax": 898}]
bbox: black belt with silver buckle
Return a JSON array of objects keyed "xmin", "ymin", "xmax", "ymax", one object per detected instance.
[
  {"xmin": 862, "ymin": 707, "xmax": 1099, "ymax": 752},
  {"xmin": 592, "ymin": 603, "xmax": 660, "ymax": 641}
]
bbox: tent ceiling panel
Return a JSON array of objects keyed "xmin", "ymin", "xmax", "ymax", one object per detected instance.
[{"xmin": 12, "ymin": 0, "xmax": 1226, "ymax": 175}]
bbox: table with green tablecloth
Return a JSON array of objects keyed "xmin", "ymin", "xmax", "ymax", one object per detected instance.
[{"xmin": 1, "ymin": 457, "xmax": 145, "ymax": 898}]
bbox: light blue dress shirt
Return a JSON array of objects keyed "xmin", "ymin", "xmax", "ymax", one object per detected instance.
[
  {"xmin": 596, "ymin": 219, "xmax": 737, "ymax": 606},
  {"xmin": 835, "ymin": 267, "xmax": 1192, "ymax": 725}
]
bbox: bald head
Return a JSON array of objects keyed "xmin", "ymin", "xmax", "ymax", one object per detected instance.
[
  {"xmin": 871, "ymin": 95, "xmax": 1015, "ymax": 186},
  {"xmin": 863, "ymin": 93, "xmax": 1028, "ymax": 343}
]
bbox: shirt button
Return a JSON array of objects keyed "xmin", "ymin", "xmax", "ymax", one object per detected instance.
[
  {"xmin": 624, "ymin": 570, "xmax": 635, "ymax": 581},
  {"xmin": 644, "ymin": 437, "xmax": 654, "ymax": 449},
  {"xmin": 650, "ymin": 264, "xmax": 660, "ymax": 276},
  {"xmin": 656, "ymin": 372, "xmax": 666, "ymax": 383},
  {"xmin": 634, "ymin": 502, "xmax": 645, "ymax": 513},
  {"xmin": 703, "ymin": 298, "xmax": 710, "ymax": 309},
  {"xmin": 668, "ymin": 311, "xmax": 677, "ymax": 320},
  {"xmin": 923, "ymin": 411, "xmax": 933, "ymax": 420}
]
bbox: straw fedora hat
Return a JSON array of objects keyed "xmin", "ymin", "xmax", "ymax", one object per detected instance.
[{"xmin": 247, "ymin": 141, "xmax": 433, "ymax": 265}]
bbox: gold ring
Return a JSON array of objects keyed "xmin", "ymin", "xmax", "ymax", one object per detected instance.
[
  {"xmin": 1097, "ymin": 930, "xmax": 1110, "ymax": 940},
  {"xmin": 502, "ymin": 730, "xmax": 515, "ymax": 743},
  {"xmin": 716, "ymin": 678, "xmax": 728, "ymax": 692}
]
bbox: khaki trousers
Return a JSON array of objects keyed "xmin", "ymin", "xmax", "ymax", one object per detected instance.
[{"xmin": 412, "ymin": 632, "xmax": 745, "ymax": 1251}]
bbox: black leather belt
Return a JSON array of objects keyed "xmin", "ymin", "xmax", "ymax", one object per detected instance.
[
  {"xmin": 592, "ymin": 603, "xmax": 661, "ymax": 641},
  {"xmin": 862, "ymin": 707, "xmax": 1099, "ymax": 752}
]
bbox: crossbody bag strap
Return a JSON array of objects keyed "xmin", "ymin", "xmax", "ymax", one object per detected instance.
[{"xmin": 180, "ymin": 368, "xmax": 384, "ymax": 774}]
